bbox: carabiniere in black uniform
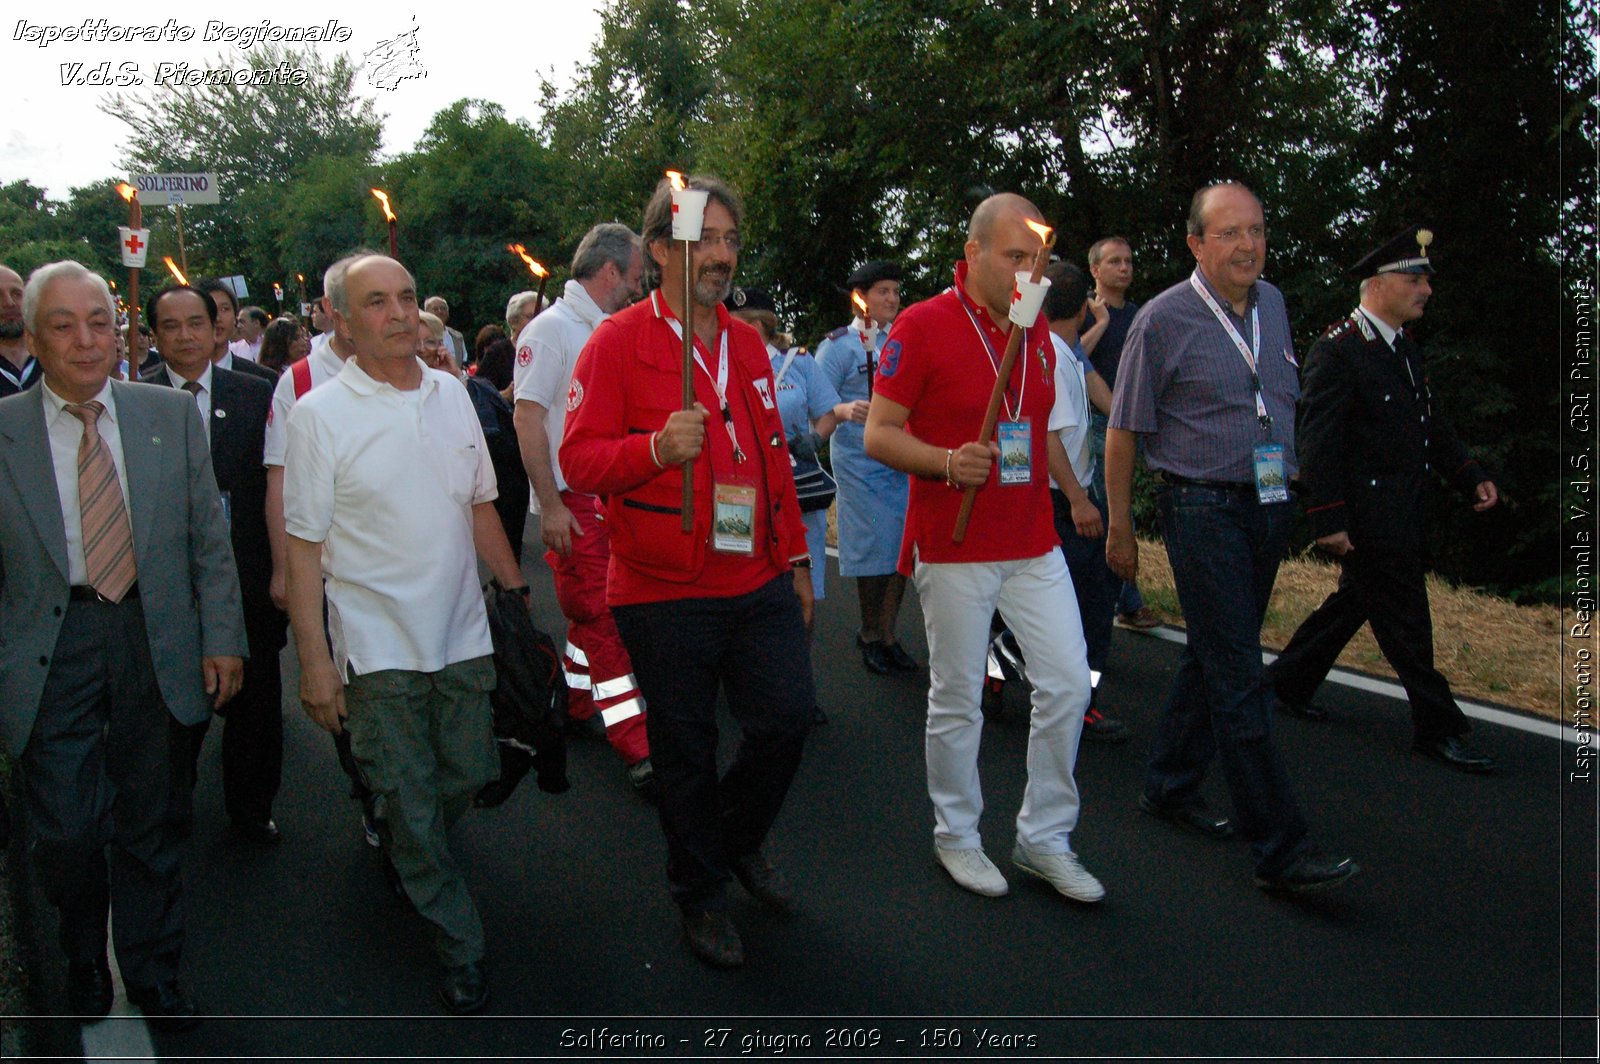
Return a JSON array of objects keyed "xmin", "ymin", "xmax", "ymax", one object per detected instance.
[{"xmin": 1269, "ymin": 226, "xmax": 1498, "ymax": 773}]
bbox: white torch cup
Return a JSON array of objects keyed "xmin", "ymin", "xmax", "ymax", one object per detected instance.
[
  {"xmin": 118, "ymin": 227, "xmax": 150, "ymax": 268},
  {"xmin": 670, "ymin": 189, "xmax": 709, "ymax": 242},
  {"xmin": 1009, "ymin": 271, "xmax": 1051, "ymax": 327}
]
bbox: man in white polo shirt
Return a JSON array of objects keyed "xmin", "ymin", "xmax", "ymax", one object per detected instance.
[
  {"xmin": 283, "ymin": 254, "xmax": 529, "ymax": 1014},
  {"xmin": 513, "ymin": 223, "xmax": 650, "ymax": 792}
]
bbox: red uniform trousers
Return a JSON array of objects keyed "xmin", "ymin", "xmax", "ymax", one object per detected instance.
[{"xmin": 549, "ymin": 491, "xmax": 649, "ymax": 765}]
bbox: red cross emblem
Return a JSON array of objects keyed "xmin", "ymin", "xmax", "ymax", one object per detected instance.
[{"xmin": 124, "ymin": 232, "xmax": 145, "ymax": 255}]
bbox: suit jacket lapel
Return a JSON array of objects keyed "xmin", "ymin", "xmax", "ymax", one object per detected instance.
[
  {"xmin": 112, "ymin": 380, "xmax": 160, "ymax": 563},
  {"xmin": 210, "ymin": 370, "xmax": 234, "ymax": 457},
  {"xmin": 0, "ymin": 386, "xmax": 70, "ymax": 580}
]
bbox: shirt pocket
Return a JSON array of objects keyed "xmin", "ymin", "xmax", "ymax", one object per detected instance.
[{"xmin": 439, "ymin": 442, "xmax": 482, "ymax": 506}]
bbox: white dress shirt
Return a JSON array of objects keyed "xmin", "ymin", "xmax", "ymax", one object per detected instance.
[{"xmin": 164, "ymin": 361, "xmax": 214, "ymax": 443}]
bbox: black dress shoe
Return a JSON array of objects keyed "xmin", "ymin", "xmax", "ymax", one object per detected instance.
[
  {"xmin": 1413, "ymin": 735, "xmax": 1495, "ymax": 774},
  {"xmin": 1082, "ymin": 707, "xmax": 1132, "ymax": 744},
  {"xmin": 859, "ymin": 640, "xmax": 891, "ymax": 675},
  {"xmin": 439, "ymin": 961, "xmax": 489, "ymax": 1014},
  {"xmin": 1138, "ymin": 794, "xmax": 1235, "ymax": 838},
  {"xmin": 1255, "ymin": 848, "xmax": 1360, "ymax": 894},
  {"xmin": 1275, "ymin": 697, "xmax": 1329, "ymax": 721},
  {"xmin": 882, "ymin": 642, "xmax": 919, "ymax": 671},
  {"xmin": 127, "ymin": 981, "xmax": 200, "ymax": 1032},
  {"xmin": 730, "ymin": 851, "xmax": 798, "ymax": 915},
  {"xmin": 233, "ymin": 818, "xmax": 282, "ymax": 845},
  {"xmin": 682, "ymin": 909, "xmax": 744, "ymax": 969},
  {"xmin": 812, "ymin": 704, "xmax": 828, "ymax": 725},
  {"xmin": 67, "ymin": 957, "xmax": 113, "ymax": 1020}
]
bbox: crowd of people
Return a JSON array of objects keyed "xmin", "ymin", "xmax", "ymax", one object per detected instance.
[{"xmin": 0, "ymin": 174, "xmax": 1501, "ymax": 1027}]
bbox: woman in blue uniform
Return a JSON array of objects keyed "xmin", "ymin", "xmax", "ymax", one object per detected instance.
[{"xmin": 815, "ymin": 261, "xmax": 917, "ymax": 674}]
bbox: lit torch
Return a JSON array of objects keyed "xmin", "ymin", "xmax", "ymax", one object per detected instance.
[
  {"xmin": 952, "ymin": 218, "xmax": 1056, "ymax": 543},
  {"xmin": 163, "ymin": 257, "xmax": 189, "ymax": 286},
  {"xmin": 666, "ymin": 170, "xmax": 707, "ymax": 533},
  {"xmin": 508, "ymin": 244, "xmax": 550, "ymax": 314},
  {"xmin": 852, "ymin": 290, "xmax": 876, "ymax": 397},
  {"xmin": 371, "ymin": 188, "xmax": 398, "ymax": 258}
]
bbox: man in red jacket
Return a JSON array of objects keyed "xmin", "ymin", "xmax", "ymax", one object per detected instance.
[{"xmin": 560, "ymin": 174, "xmax": 814, "ymax": 970}]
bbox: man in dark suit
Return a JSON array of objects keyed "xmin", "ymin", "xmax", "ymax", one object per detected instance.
[
  {"xmin": 1270, "ymin": 227, "xmax": 1499, "ymax": 773},
  {"xmin": 145, "ymin": 283, "xmax": 286, "ymax": 838},
  {"xmin": 0, "ymin": 261, "xmax": 245, "ymax": 1028},
  {"xmin": 197, "ymin": 277, "xmax": 278, "ymax": 385}
]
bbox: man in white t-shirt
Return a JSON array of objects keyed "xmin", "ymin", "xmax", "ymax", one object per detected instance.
[
  {"xmin": 284, "ymin": 254, "xmax": 527, "ymax": 1014},
  {"xmin": 512, "ymin": 223, "xmax": 651, "ymax": 792}
]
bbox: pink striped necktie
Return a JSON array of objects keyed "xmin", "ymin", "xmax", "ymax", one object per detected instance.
[{"xmin": 66, "ymin": 401, "xmax": 137, "ymax": 603}]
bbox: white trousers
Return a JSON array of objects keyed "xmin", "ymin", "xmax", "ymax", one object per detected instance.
[{"xmin": 912, "ymin": 549, "xmax": 1090, "ymax": 854}]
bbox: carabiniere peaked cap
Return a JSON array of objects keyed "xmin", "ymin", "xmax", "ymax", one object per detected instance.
[{"xmin": 1351, "ymin": 225, "xmax": 1436, "ymax": 278}]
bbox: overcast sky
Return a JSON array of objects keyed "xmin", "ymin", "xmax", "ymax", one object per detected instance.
[{"xmin": 2, "ymin": 2, "xmax": 608, "ymax": 199}]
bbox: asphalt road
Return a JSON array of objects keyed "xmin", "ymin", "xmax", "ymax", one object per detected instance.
[{"xmin": 18, "ymin": 535, "xmax": 1598, "ymax": 1061}]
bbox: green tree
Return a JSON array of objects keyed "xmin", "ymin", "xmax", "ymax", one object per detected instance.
[{"xmin": 99, "ymin": 45, "xmax": 383, "ymax": 290}]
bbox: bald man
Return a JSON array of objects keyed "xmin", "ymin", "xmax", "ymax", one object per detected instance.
[
  {"xmin": 864, "ymin": 193, "xmax": 1104, "ymax": 905},
  {"xmin": 0, "ymin": 264, "xmax": 40, "ymax": 397}
]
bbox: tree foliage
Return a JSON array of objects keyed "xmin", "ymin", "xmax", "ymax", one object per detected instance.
[{"xmin": 1, "ymin": 0, "xmax": 1584, "ymax": 598}]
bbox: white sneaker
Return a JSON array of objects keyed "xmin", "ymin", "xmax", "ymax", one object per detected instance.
[
  {"xmin": 935, "ymin": 846, "xmax": 1009, "ymax": 897},
  {"xmin": 1011, "ymin": 844, "xmax": 1105, "ymax": 903}
]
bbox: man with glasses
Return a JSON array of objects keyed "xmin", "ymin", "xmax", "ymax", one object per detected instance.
[
  {"xmin": 1106, "ymin": 181, "xmax": 1359, "ymax": 894},
  {"xmin": 560, "ymin": 175, "xmax": 814, "ymax": 969}
]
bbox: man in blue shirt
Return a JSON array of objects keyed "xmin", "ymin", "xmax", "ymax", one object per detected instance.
[{"xmin": 1107, "ymin": 182, "xmax": 1358, "ymax": 894}]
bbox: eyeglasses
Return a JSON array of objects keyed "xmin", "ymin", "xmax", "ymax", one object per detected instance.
[
  {"xmin": 1206, "ymin": 226, "xmax": 1267, "ymax": 244},
  {"xmin": 693, "ymin": 232, "xmax": 741, "ymax": 253}
]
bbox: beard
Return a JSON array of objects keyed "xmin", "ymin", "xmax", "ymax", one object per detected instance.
[
  {"xmin": 693, "ymin": 265, "xmax": 733, "ymax": 308},
  {"xmin": 0, "ymin": 321, "xmax": 22, "ymax": 340}
]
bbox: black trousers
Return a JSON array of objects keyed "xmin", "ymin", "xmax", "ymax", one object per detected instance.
[
  {"xmin": 612, "ymin": 575, "xmax": 813, "ymax": 912},
  {"xmin": 189, "ymin": 619, "xmax": 284, "ymax": 825},
  {"xmin": 21, "ymin": 598, "xmax": 192, "ymax": 990},
  {"xmin": 1271, "ymin": 544, "xmax": 1469, "ymax": 741}
]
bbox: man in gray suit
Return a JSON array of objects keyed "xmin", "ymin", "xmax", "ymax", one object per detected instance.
[{"xmin": 0, "ymin": 261, "xmax": 245, "ymax": 1029}]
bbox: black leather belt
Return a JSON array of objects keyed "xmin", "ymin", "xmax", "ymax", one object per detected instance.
[
  {"xmin": 1159, "ymin": 472, "xmax": 1255, "ymax": 494},
  {"xmin": 68, "ymin": 583, "xmax": 139, "ymax": 603}
]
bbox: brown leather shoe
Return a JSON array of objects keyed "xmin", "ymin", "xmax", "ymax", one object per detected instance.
[{"xmin": 730, "ymin": 851, "xmax": 797, "ymax": 915}]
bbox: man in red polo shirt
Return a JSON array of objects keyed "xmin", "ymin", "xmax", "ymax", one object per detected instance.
[
  {"xmin": 865, "ymin": 192, "xmax": 1103, "ymax": 904},
  {"xmin": 560, "ymin": 174, "xmax": 814, "ymax": 970}
]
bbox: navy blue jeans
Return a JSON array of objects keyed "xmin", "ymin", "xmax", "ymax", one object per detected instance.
[
  {"xmin": 1146, "ymin": 484, "xmax": 1309, "ymax": 875},
  {"xmin": 1050, "ymin": 487, "xmax": 1117, "ymax": 707}
]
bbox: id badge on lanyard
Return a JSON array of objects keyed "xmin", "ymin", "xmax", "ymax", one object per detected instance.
[
  {"xmin": 712, "ymin": 477, "xmax": 758, "ymax": 555},
  {"xmin": 1252, "ymin": 444, "xmax": 1288, "ymax": 504},
  {"xmin": 997, "ymin": 419, "xmax": 1032, "ymax": 485}
]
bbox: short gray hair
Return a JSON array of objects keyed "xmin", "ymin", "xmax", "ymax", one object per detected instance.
[
  {"xmin": 641, "ymin": 174, "xmax": 742, "ymax": 289},
  {"xmin": 424, "ymin": 295, "xmax": 448, "ymax": 315},
  {"xmin": 23, "ymin": 261, "xmax": 114, "ymax": 334},
  {"xmin": 505, "ymin": 290, "xmax": 540, "ymax": 323},
  {"xmin": 572, "ymin": 222, "xmax": 640, "ymax": 281},
  {"xmin": 324, "ymin": 250, "xmax": 380, "ymax": 315},
  {"xmin": 418, "ymin": 310, "xmax": 444, "ymax": 337},
  {"xmin": 1087, "ymin": 236, "xmax": 1132, "ymax": 268}
]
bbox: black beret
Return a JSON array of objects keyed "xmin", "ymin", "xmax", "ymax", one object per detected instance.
[
  {"xmin": 724, "ymin": 286, "xmax": 776, "ymax": 314},
  {"xmin": 845, "ymin": 260, "xmax": 902, "ymax": 291}
]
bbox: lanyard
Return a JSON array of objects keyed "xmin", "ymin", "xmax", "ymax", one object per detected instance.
[
  {"xmin": 1189, "ymin": 271, "xmax": 1271, "ymax": 428},
  {"xmin": 774, "ymin": 349, "xmax": 798, "ymax": 386},
  {"xmin": 663, "ymin": 313, "xmax": 745, "ymax": 463},
  {"xmin": 958, "ymin": 302, "xmax": 1027, "ymax": 422},
  {"xmin": 0, "ymin": 357, "xmax": 36, "ymax": 391}
]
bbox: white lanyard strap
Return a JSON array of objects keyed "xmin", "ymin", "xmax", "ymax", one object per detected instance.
[
  {"xmin": 1189, "ymin": 271, "xmax": 1270, "ymax": 427},
  {"xmin": 958, "ymin": 302, "xmax": 1027, "ymax": 422},
  {"xmin": 775, "ymin": 349, "xmax": 799, "ymax": 386},
  {"xmin": 665, "ymin": 315, "xmax": 745, "ymax": 462}
]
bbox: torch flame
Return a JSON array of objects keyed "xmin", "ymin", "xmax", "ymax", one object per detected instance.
[
  {"xmin": 852, "ymin": 292, "xmax": 870, "ymax": 320},
  {"xmin": 115, "ymin": 182, "xmax": 138, "ymax": 203},
  {"xmin": 666, "ymin": 170, "xmax": 686, "ymax": 191},
  {"xmin": 163, "ymin": 257, "xmax": 188, "ymax": 285},
  {"xmin": 370, "ymin": 188, "xmax": 396, "ymax": 223},
  {"xmin": 507, "ymin": 244, "xmax": 548, "ymax": 279},
  {"xmin": 1024, "ymin": 219, "xmax": 1054, "ymax": 244}
]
